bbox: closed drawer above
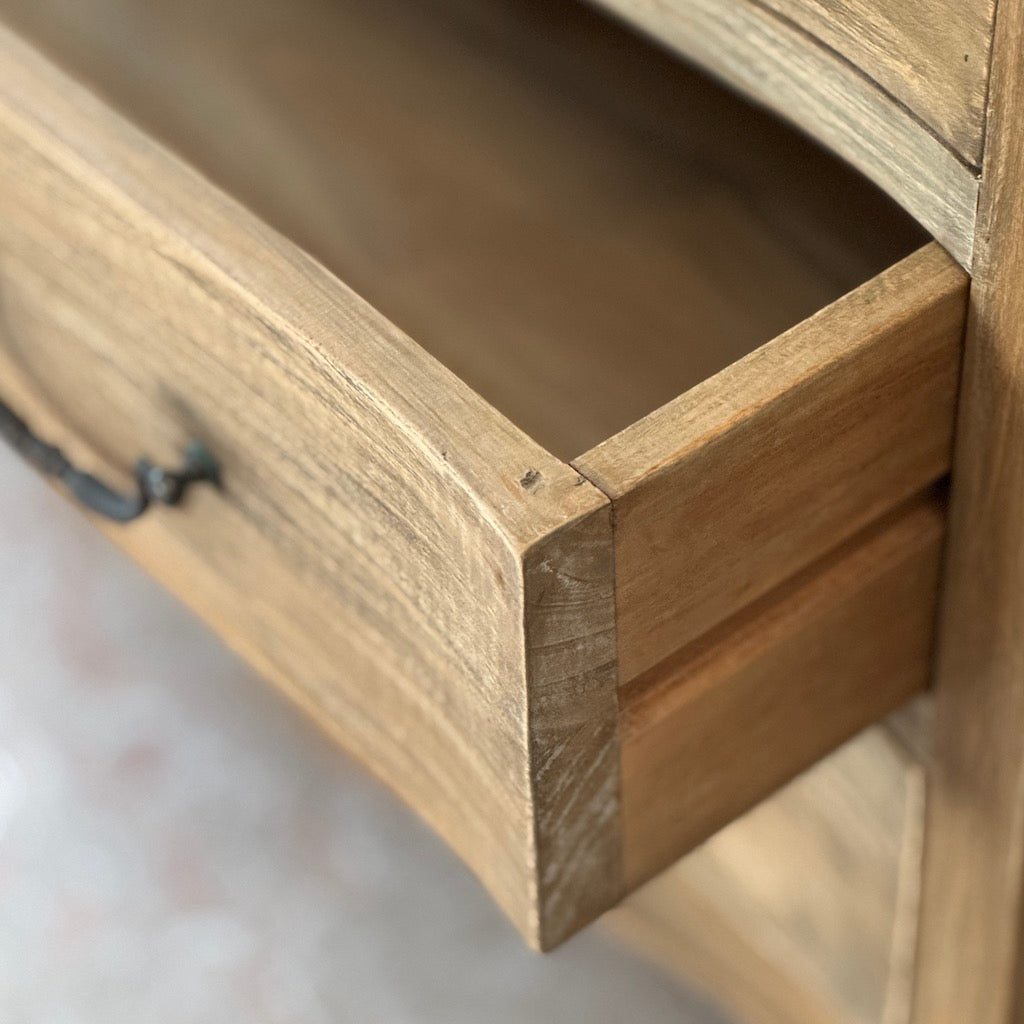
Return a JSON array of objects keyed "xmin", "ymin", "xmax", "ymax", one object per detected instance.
[
  {"xmin": 0, "ymin": 0, "xmax": 967, "ymax": 948},
  {"xmin": 590, "ymin": 0, "xmax": 995, "ymax": 267}
]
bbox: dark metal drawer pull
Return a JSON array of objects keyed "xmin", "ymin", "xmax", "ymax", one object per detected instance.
[{"xmin": 0, "ymin": 397, "xmax": 219, "ymax": 522}]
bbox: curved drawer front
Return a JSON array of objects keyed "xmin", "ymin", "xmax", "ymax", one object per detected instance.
[
  {"xmin": 0, "ymin": 0, "xmax": 969, "ymax": 953},
  {"xmin": 590, "ymin": 0, "xmax": 991, "ymax": 267},
  {"xmin": 760, "ymin": 0, "xmax": 995, "ymax": 162}
]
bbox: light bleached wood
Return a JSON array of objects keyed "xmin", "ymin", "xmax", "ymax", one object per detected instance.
[
  {"xmin": 0, "ymin": 0, "xmax": 925, "ymax": 460},
  {"xmin": 761, "ymin": 0, "xmax": 996, "ymax": 165},
  {"xmin": 913, "ymin": 2, "xmax": 1024, "ymax": 1019},
  {"xmin": 576, "ymin": 245, "xmax": 966, "ymax": 683},
  {"xmin": 0, "ymin": 24, "xmax": 622, "ymax": 950},
  {"xmin": 620, "ymin": 492, "xmax": 946, "ymax": 890},
  {"xmin": 589, "ymin": 0, "xmax": 980, "ymax": 267},
  {"xmin": 607, "ymin": 715, "xmax": 929, "ymax": 1024}
]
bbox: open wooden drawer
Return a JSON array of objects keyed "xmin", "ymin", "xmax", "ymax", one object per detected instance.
[{"xmin": 0, "ymin": 0, "xmax": 967, "ymax": 949}]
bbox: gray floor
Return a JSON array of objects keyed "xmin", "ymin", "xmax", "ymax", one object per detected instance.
[{"xmin": 0, "ymin": 445, "xmax": 734, "ymax": 1024}]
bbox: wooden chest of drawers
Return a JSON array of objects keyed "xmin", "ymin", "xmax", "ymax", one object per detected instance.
[{"xmin": 6, "ymin": 1, "xmax": 1023, "ymax": 1020}]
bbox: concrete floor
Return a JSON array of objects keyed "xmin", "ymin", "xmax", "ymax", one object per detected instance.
[{"xmin": 0, "ymin": 444, "xmax": 734, "ymax": 1024}]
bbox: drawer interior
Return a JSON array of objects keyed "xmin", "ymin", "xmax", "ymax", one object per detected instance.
[{"xmin": 0, "ymin": 0, "xmax": 927, "ymax": 461}]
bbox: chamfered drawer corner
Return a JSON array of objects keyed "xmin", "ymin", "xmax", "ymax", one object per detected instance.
[{"xmin": 0, "ymin": 0, "xmax": 968, "ymax": 950}]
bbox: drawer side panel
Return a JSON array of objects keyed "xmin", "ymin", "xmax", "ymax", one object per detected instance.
[{"xmin": 577, "ymin": 244, "xmax": 966, "ymax": 683}]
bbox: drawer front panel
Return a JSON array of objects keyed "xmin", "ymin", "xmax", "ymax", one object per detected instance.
[
  {"xmin": 595, "ymin": 0, "xmax": 995, "ymax": 166},
  {"xmin": 589, "ymin": 0, "xmax": 981, "ymax": 266},
  {"xmin": 759, "ymin": 0, "xmax": 995, "ymax": 164},
  {"xmin": 0, "ymin": 27, "xmax": 621, "ymax": 950}
]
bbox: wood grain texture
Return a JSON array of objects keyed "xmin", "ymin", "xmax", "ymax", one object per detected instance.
[
  {"xmin": 620, "ymin": 492, "xmax": 946, "ymax": 890},
  {"xmin": 0, "ymin": 0, "xmax": 925, "ymax": 460},
  {"xmin": 589, "ymin": 0, "xmax": 980, "ymax": 267},
  {"xmin": 912, "ymin": 1, "xmax": 1024, "ymax": 1019},
  {"xmin": 761, "ymin": 0, "xmax": 996, "ymax": 165},
  {"xmin": 576, "ymin": 245, "xmax": 966, "ymax": 682},
  {"xmin": 0, "ymin": 25, "xmax": 622, "ymax": 950},
  {"xmin": 608, "ymin": 715, "xmax": 929, "ymax": 1024}
]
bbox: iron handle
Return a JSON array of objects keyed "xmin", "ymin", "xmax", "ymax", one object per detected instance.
[{"xmin": 0, "ymin": 397, "xmax": 219, "ymax": 522}]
